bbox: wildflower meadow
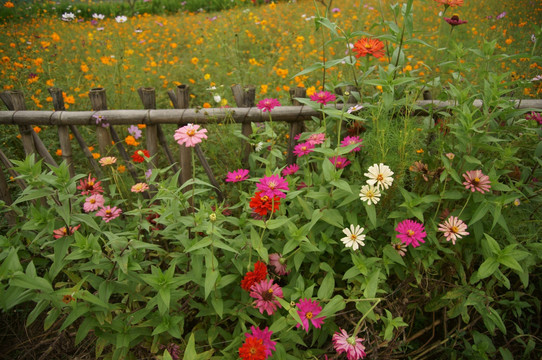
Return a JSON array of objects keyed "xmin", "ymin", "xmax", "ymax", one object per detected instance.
[{"xmin": 1, "ymin": 0, "xmax": 542, "ymax": 359}]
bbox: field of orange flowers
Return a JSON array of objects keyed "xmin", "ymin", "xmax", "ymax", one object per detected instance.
[{"xmin": 0, "ymin": 0, "xmax": 541, "ymax": 113}]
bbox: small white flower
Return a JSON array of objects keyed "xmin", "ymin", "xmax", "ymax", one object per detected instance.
[
  {"xmin": 213, "ymin": 94, "xmax": 222, "ymax": 103},
  {"xmin": 359, "ymin": 184, "xmax": 381, "ymax": 205},
  {"xmin": 62, "ymin": 12, "xmax": 75, "ymax": 21},
  {"xmin": 341, "ymin": 224, "xmax": 366, "ymax": 250},
  {"xmin": 92, "ymin": 13, "xmax": 105, "ymax": 20},
  {"xmin": 364, "ymin": 163, "xmax": 394, "ymax": 190},
  {"xmin": 347, "ymin": 104, "xmax": 363, "ymax": 114},
  {"xmin": 115, "ymin": 15, "xmax": 128, "ymax": 23},
  {"xmin": 255, "ymin": 141, "xmax": 264, "ymax": 152}
]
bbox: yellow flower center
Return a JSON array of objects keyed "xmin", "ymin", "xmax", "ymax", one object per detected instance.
[
  {"xmin": 407, "ymin": 230, "xmax": 415, "ymax": 237},
  {"xmin": 261, "ymin": 195, "xmax": 269, "ymax": 201},
  {"xmin": 451, "ymin": 226, "xmax": 459, "ymax": 233},
  {"xmin": 90, "ymin": 198, "xmax": 96, "ymax": 204},
  {"xmin": 366, "ymin": 190, "xmax": 374, "ymax": 197},
  {"xmin": 473, "ymin": 177, "xmax": 480, "ymax": 184},
  {"xmin": 88, "ymin": 181, "xmax": 94, "ymax": 186},
  {"xmin": 186, "ymin": 129, "xmax": 196, "ymax": 136},
  {"xmin": 106, "ymin": 209, "xmax": 111, "ymax": 215},
  {"xmin": 306, "ymin": 312, "xmax": 313, "ymax": 319},
  {"xmin": 268, "ymin": 181, "xmax": 276, "ymax": 190},
  {"xmin": 268, "ymin": 288, "xmax": 274, "ymax": 294},
  {"xmin": 377, "ymin": 174, "xmax": 384, "ymax": 181},
  {"xmin": 350, "ymin": 234, "xmax": 357, "ymax": 240}
]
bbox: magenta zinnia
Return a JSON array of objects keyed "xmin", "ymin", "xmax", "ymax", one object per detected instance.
[
  {"xmin": 256, "ymin": 174, "xmax": 289, "ymax": 199},
  {"xmin": 245, "ymin": 326, "xmax": 276, "ymax": 359},
  {"xmin": 293, "ymin": 141, "xmax": 315, "ymax": 157},
  {"xmin": 295, "ymin": 298, "xmax": 326, "ymax": 332},
  {"xmin": 333, "ymin": 328, "xmax": 367, "ymax": 360},
  {"xmin": 226, "ymin": 169, "xmax": 250, "ymax": 183},
  {"xmin": 438, "ymin": 216, "xmax": 469, "ymax": 245},
  {"xmin": 174, "ymin": 123, "xmax": 208, "ymax": 147},
  {"xmin": 462, "ymin": 170, "xmax": 491, "ymax": 194},
  {"xmin": 282, "ymin": 164, "xmax": 299, "ymax": 176},
  {"xmin": 329, "ymin": 156, "xmax": 351, "ymax": 169},
  {"xmin": 395, "ymin": 219, "xmax": 427, "ymax": 248},
  {"xmin": 310, "ymin": 91, "xmax": 336, "ymax": 105},
  {"xmin": 250, "ymin": 279, "xmax": 283, "ymax": 316},
  {"xmin": 341, "ymin": 135, "xmax": 363, "ymax": 152},
  {"xmin": 257, "ymin": 98, "xmax": 281, "ymax": 112}
]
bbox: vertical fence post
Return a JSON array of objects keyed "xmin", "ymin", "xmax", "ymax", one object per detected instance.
[
  {"xmin": 88, "ymin": 87, "xmax": 112, "ymax": 156},
  {"xmin": 231, "ymin": 84, "xmax": 255, "ymax": 167},
  {"xmin": 168, "ymin": 85, "xmax": 193, "ymax": 188},
  {"xmin": 137, "ymin": 87, "xmax": 160, "ymax": 170},
  {"xmin": 48, "ymin": 87, "xmax": 75, "ymax": 177},
  {"xmin": 287, "ymin": 87, "xmax": 307, "ymax": 165},
  {"xmin": 0, "ymin": 158, "xmax": 16, "ymax": 226}
]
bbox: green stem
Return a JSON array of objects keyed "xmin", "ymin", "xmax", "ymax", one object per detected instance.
[
  {"xmin": 457, "ymin": 193, "xmax": 472, "ymax": 218},
  {"xmin": 353, "ymin": 298, "xmax": 381, "ymax": 336}
]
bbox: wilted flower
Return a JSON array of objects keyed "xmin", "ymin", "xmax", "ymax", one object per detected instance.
[
  {"xmin": 444, "ymin": 14, "xmax": 468, "ymax": 27},
  {"xmin": 77, "ymin": 174, "xmax": 103, "ymax": 195},
  {"xmin": 333, "ymin": 328, "xmax": 367, "ymax": 360},
  {"xmin": 392, "ymin": 241, "xmax": 408, "ymax": 257},
  {"xmin": 269, "ymin": 253, "xmax": 289, "ymax": 275},
  {"xmin": 53, "ymin": 224, "xmax": 81, "ymax": 239}
]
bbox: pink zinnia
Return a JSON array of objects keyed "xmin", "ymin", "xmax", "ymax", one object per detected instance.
[
  {"xmin": 282, "ymin": 164, "xmax": 299, "ymax": 176},
  {"xmin": 341, "ymin": 136, "xmax": 363, "ymax": 152},
  {"xmin": 83, "ymin": 194, "xmax": 105, "ymax": 212},
  {"xmin": 269, "ymin": 253, "xmax": 289, "ymax": 275},
  {"xmin": 174, "ymin": 123, "xmax": 208, "ymax": 147},
  {"xmin": 395, "ymin": 219, "xmax": 426, "ymax": 248},
  {"xmin": 250, "ymin": 279, "xmax": 283, "ymax": 316},
  {"xmin": 310, "ymin": 91, "xmax": 336, "ymax": 105},
  {"xmin": 293, "ymin": 141, "xmax": 315, "ymax": 157},
  {"xmin": 295, "ymin": 298, "xmax": 325, "ymax": 332},
  {"xmin": 462, "ymin": 170, "xmax": 491, "ymax": 194},
  {"xmin": 131, "ymin": 182, "xmax": 149, "ymax": 193},
  {"xmin": 526, "ymin": 111, "xmax": 542, "ymax": 125},
  {"xmin": 307, "ymin": 133, "xmax": 325, "ymax": 145},
  {"xmin": 257, "ymin": 98, "xmax": 281, "ymax": 112},
  {"xmin": 329, "ymin": 156, "xmax": 351, "ymax": 169},
  {"xmin": 53, "ymin": 224, "xmax": 81, "ymax": 239},
  {"xmin": 245, "ymin": 326, "xmax": 276, "ymax": 359},
  {"xmin": 226, "ymin": 169, "xmax": 250, "ymax": 183},
  {"xmin": 333, "ymin": 328, "xmax": 366, "ymax": 360},
  {"xmin": 96, "ymin": 206, "xmax": 122, "ymax": 223},
  {"xmin": 256, "ymin": 174, "xmax": 289, "ymax": 199},
  {"xmin": 77, "ymin": 174, "xmax": 104, "ymax": 195},
  {"xmin": 438, "ymin": 216, "xmax": 469, "ymax": 245}
]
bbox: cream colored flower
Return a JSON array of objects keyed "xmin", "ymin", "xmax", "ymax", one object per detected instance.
[
  {"xmin": 364, "ymin": 163, "xmax": 394, "ymax": 190},
  {"xmin": 340, "ymin": 224, "xmax": 366, "ymax": 250},
  {"xmin": 359, "ymin": 184, "xmax": 381, "ymax": 205}
]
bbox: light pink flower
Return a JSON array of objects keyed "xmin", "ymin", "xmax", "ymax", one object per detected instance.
[
  {"xmin": 395, "ymin": 219, "xmax": 426, "ymax": 248},
  {"xmin": 310, "ymin": 91, "xmax": 336, "ymax": 105},
  {"xmin": 293, "ymin": 141, "xmax": 315, "ymax": 157},
  {"xmin": 282, "ymin": 164, "xmax": 300, "ymax": 176},
  {"xmin": 341, "ymin": 136, "xmax": 363, "ymax": 152},
  {"xmin": 245, "ymin": 326, "xmax": 276, "ymax": 359},
  {"xmin": 438, "ymin": 216, "xmax": 469, "ymax": 245},
  {"xmin": 127, "ymin": 125, "xmax": 142, "ymax": 139},
  {"xmin": 53, "ymin": 224, "xmax": 81, "ymax": 239},
  {"xmin": 307, "ymin": 133, "xmax": 325, "ymax": 145},
  {"xmin": 462, "ymin": 170, "xmax": 491, "ymax": 194},
  {"xmin": 257, "ymin": 98, "xmax": 281, "ymax": 112},
  {"xmin": 174, "ymin": 123, "xmax": 208, "ymax": 147},
  {"xmin": 256, "ymin": 174, "xmax": 289, "ymax": 199},
  {"xmin": 249, "ymin": 279, "xmax": 283, "ymax": 316},
  {"xmin": 333, "ymin": 328, "xmax": 366, "ymax": 360},
  {"xmin": 83, "ymin": 194, "xmax": 105, "ymax": 212},
  {"xmin": 99, "ymin": 156, "xmax": 117, "ymax": 166},
  {"xmin": 131, "ymin": 182, "xmax": 149, "ymax": 193},
  {"xmin": 225, "ymin": 169, "xmax": 250, "ymax": 183},
  {"xmin": 329, "ymin": 156, "xmax": 351, "ymax": 169},
  {"xmin": 269, "ymin": 253, "xmax": 289, "ymax": 275},
  {"xmin": 96, "ymin": 206, "xmax": 122, "ymax": 223},
  {"xmin": 295, "ymin": 298, "xmax": 325, "ymax": 332}
]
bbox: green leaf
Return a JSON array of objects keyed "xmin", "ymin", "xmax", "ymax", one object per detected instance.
[
  {"xmin": 266, "ymin": 217, "xmax": 290, "ymax": 230},
  {"xmin": 183, "ymin": 333, "xmax": 197, "ymax": 359},
  {"xmin": 383, "ymin": 245, "xmax": 405, "ymax": 266},
  {"xmin": 26, "ymin": 300, "xmax": 49, "ymax": 326},
  {"xmin": 464, "ymin": 155, "xmax": 482, "ymax": 165},
  {"xmin": 364, "ymin": 269, "xmax": 380, "ymax": 298},
  {"xmin": 185, "ymin": 238, "xmax": 212, "ymax": 253},
  {"xmin": 317, "ymin": 273, "xmax": 335, "ymax": 300},
  {"xmin": 364, "ymin": 202, "xmax": 377, "ymax": 228},
  {"xmin": 204, "ymin": 268, "xmax": 219, "ymax": 300},
  {"xmin": 469, "ymin": 201, "xmax": 491, "ymax": 226},
  {"xmin": 75, "ymin": 317, "xmax": 97, "ymax": 345},
  {"xmin": 497, "ymin": 255, "xmax": 523, "ymax": 273},
  {"xmin": 60, "ymin": 303, "xmax": 89, "ymax": 331},
  {"xmin": 320, "ymin": 209, "xmax": 344, "ymax": 228},
  {"xmin": 330, "ymin": 180, "xmax": 353, "ymax": 194},
  {"xmin": 319, "ymin": 295, "xmax": 345, "ymax": 318},
  {"xmin": 477, "ymin": 257, "xmax": 499, "ymax": 280}
]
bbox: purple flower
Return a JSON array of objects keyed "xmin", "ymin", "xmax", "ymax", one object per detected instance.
[
  {"xmin": 256, "ymin": 174, "xmax": 289, "ymax": 199},
  {"xmin": 310, "ymin": 91, "xmax": 336, "ymax": 105},
  {"xmin": 93, "ymin": 114, "xmax": 109, "ymax": 128},
  {"xmin": 444, "ymin": 14, "xmax": 468, "ymax": 27},
  {"xmin": 331, "ymin": 7, "xmax": 341, "ymax": 12},
  {"xmin": 145, "ymin": 168, "xmax": 152, "ymax": 180},
  {"xmin": 395, "ymin": 219, "xmax": 426, "ymax": 248},
  {"xmin": 257, "ymin": 98, "xmax": 281, "ymax": 112},
  {"xmin": 496, "ymin": 11, "xmax": 507, "ymax": 19},
  {"xmin": 128, "ymin": 125, "xmax": 142, "ymax": 139}
]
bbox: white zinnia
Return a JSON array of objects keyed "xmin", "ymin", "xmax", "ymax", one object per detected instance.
[
  {"xmin": 359, "ymin": 184, "xmax": 381, "ymax": 205},
  {"xmin": 364, "ymin": 163, "xmax": 394, "ymax": 190},
  {"xmin": 340, "ymin": 224, "xmax": 366, "ymax": 250}
]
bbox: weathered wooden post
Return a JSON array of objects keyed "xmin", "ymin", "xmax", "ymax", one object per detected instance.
[
  {"xmin": 137, "ymin": 87, "xmax": 159, "ymax": 170},
  {"xmin": 0, "ymin": 156, "xmax": 16, "ymax": 226},
  {"xmin": 287, "ymin": 86, "xmax": 307, "ymax": 165},
  {"xmin": 48, "ymin": 87, "xmax": 75, "ymax": 177},
  {"xmin": 231, "ymin": 84, "xmax": 255, "ymax": 167},
  {"xmin": 168, "ymin": 84, "xmax": 193, "ymax": 188},
  {"xmin": 88, "ymin": 87, "xmax": 112, "ymax": 156}
]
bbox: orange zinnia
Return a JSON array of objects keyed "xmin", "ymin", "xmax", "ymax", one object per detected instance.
[
  {"xmin": 435, "ymin": 0, "xmax": 464, "ymax": 7},
  {"xmin": 353, "ymin": 38, "xmax": 385, "ymax": 59}
]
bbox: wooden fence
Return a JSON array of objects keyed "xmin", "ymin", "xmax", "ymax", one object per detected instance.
[{"xmin": 0, "ymin": 83, "xmax": 541, "ymax": 226}]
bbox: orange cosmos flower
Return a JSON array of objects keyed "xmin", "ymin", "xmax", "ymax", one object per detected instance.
[
  {"xmin": 435, "ymin": 0, "xmax": 464, "ymax": 7},
  {"xmin": 4, "ymin": 1, "xmax": 14, "ymax": 8},
  {"xmin": 353, "ymin": 38, "xmax": 385, "ymax": 59}
]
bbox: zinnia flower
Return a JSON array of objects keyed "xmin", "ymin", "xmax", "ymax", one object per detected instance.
[
  {"xmin": 282, "ymin": 164, "xmax": 299, "ymax": 176},
  {"xmin": 359, "ymin": 184, "xmax": 381, "ymax": 205},
  {"xmin": 96, "ymin": 206, "xmax": 122, "ymax": 223},
  {"xmin": 99, "ymin": 156, "xmax": 117, "ymax": 166},
  {"xmin": 269, "ymin": 253, "xmax": 289, "ymax": 275},
  {"xmin": 293, "ymin": 141, "xmax": 315, "ymax": 157},
  {"xmin": 341, "ymin": 224, "xmax": 366, "ymax": 250},
  {"xmin": 395, "ymin": 219, "xmax": 426, "ymax": 248},
  {"xmin": 83, "ymin": 194, "xmax": 105, "ymax": 212},
  {"xmin": 462, "ymin": 170, "xmax": 491, "ymax": 194},
  {"xmin": 364, "ymin": 163, "xmax": 394, "ymax": 190},
  {"xmin": 53, "ymin": 224, "xmax": 81, "ymax": 239},
  {"xmin": 392, "ymin": 241, "xmax": 407, "ymax": 257},
  {"xmin": 241, "ymin": 261, "xmax": 267, "ymax": 291},
  {"xmin": 310, "ymin": 91, "xmax": 336, "ymax": 105},
  {"xmin": 526, "ymin": 112, "xmax": 542, "ymax": 125},
  {"xmin": 435, "ymin": 0, "xmax": 464, "ymax": 7},
  {"xmin": 341, "ymin": 136, "xmax": 363, "ymax": 152},
  {"xmin": 239, "ymin": 337, "xmax": 267, "ymax": 360},
  {"xmin": 257, "ymin": 98, "xmax": 281, "ymax": 112},
  {"xmin": 132, "ymin": 149, "xmax": 150, "ymax": 163},
  {"xmin": 174, "ymin": 123, "xmax": 208, "ymax": 147},
  {"xmin": 245, "ymin": 327, "xmax": 276, "ymax": 359},
  {"xmin": 353, "ymin": 37, "xmax": 385, "ymax": 58},
  {"xmin": 329, "ymin": 156, "xmax": 351, "ymax": 169},
  {"xmin": 256, "ymin": 174, "xmax": 289, "ymax": 199},
  {"xmin": 306, "ymin": 133, "xmax": 326, "ymax": 145},
  {"xmin": 131, "ymin": 182, "xmax": 149, "ymax": 193},
  {"xmin": 77, "ymin": 174, "xmax": 104, "ymax": 195},
  {"xmin": 333, "ymin": 328, "xmax": 367, "ymax": 360},
  {"xmin": 444, "ymin": 14, "xmax": 468, "ymax": 26},
  {"xmin": 438, "ymin": 216, "xmax": 469, "ymax": 245},
  {"xmin": 250, "ymin": 279, "xmax": 283, "ymax": 316},
  {"xmin": 226, "ymin": 169, "xmax": 250, "ymax": 183},
  {"xmin": 249, "ymin": 191, "xmax": 281, "ymax": 216},
  {"xmin": 296, "ymin": 298, "xmax": 325, "ymax": 332}
]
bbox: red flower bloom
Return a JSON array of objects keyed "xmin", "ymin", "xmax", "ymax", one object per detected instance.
[
  {"xmin": 353, "ymin": 37, "xmax": 385, "ymax": 59},
  {"xmin": 77, "ymin": 174, "xmax": 104, "ymax": 195},
  {"xmin": 241, "ymin": 261, "xmax": 267, "ymax": 291},
  {"xmin": 132, "ymin": 149, "xmax": 150, "ymax": 163},
  {"xmin": 249, "ymin": 191, "xmax": 281, "ymax": 216},
  {"xmin": 239, "ymin": 337, "xmax": 267, "ymax": 360}
]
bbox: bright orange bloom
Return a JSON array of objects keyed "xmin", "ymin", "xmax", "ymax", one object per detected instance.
[
  {"xmin": 435, "ymin": 0, "xmax": 463, "ymax": 7},
  {"xmin": 4, "ymin": 2, "xmax": 14, "ymax": 8},
  {"xmin": 125, "ymin": 135, "xmax": 140, "ymax": 146},
  {"xmin": 33, "ymin": 126, "xmax": 41, "ymax": 133},
  {"xmin": 353, "ymin": 38, "xmax": 385, "ymax": 59},
  {"xmin": 56, "ymin": 149, "xmax": 62, "ymax": 156}
]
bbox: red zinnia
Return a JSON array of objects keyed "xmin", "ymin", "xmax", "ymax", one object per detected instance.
[
  {"xmin": 239, "ymin": 337, "xmax": 267, "ymax": 360},
  {"xmin": 241, "ymin": 261, "xmax": 267, "ymax": 291},
  {"xmin": 249, "ymin": 191, "xmax": 281, "ymax": 216},
  {"xmin": 132, "ymin": 149, "xmax": 150, "ymax": 163},
  {"xmin": 353, "ymin": 37, "xmax": 385, "ymax": 59}
]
